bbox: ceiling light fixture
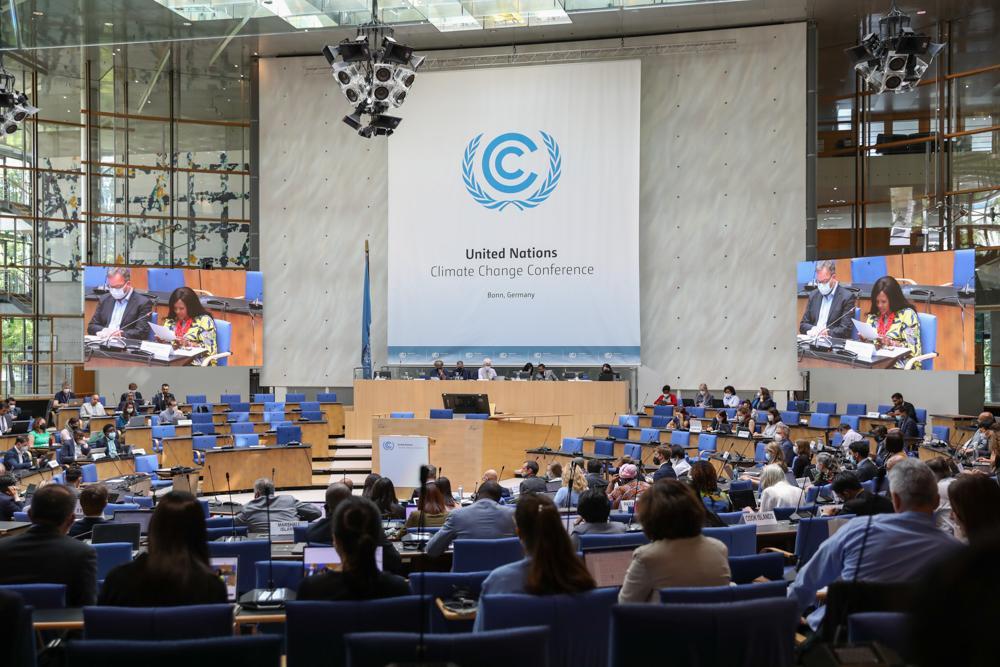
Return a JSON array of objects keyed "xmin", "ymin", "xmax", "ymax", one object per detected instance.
[
  {"xmin": 322, "ymin": 0, "xmax": 424, "ymax": 138},
  {"xmin": 846, "ymin": 0, "xmax": 944, "ymax": 95}
]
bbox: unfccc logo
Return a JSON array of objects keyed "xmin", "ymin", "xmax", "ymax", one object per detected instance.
[
  {"xmin": 463, "ymin": 131, "xmax": 561, "ymax": 211},
  {"xmin": 382, "ymin": 440, "xmax": 395, "ymax": 451}
]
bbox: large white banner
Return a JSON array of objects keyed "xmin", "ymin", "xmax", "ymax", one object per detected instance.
[{"xmin": 387, "ymin": 60, "xmax": 641, "ymax": 367}]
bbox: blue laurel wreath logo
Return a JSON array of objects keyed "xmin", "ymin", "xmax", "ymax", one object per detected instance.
[{"xmin": 462, "ymin": 131, "xmax": 561, "ymax": 211}]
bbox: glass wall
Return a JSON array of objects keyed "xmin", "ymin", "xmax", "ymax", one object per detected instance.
[{"xmin": 0, "ymin": 45, "xmax": 250, "ymax": 396}]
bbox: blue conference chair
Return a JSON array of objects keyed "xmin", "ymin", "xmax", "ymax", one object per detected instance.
[
  {"xmin": 780, "ymin": 411, "xmax": 799, "ymax": 425},
  {"xmin": 670, "ymin": 430, "xmax": 689, "ymax": 448},
  {"xmin": 253, "ymin": 393, "xmax": 275, "ymax": 403},
  {"xmin": 300, "ymin": 410, "xmax": 324, "ymax": 421},
  {"xmin": 465, "ymin": 413, "xmax": 489, "ymax": 420},
  {"xmin": 840, "ymin": 414, "xmax": 861, "ymax": 430},
  {"xmin": 300, "ymin": 401, "xmax": 321, "ymax": 413},
  {"xmin": 609, "ymin": 598, "xmax": 799, "ymax": 667},
  {"xmin": 578, "ymin": 532, "xmax": 649, "ymax": 551},
  {"xmin": 754, "ymin": 442, "xmax": 768, "ymax": 463},
  {"xmin": 103, "ymin": 503, "xmax": 140, "ymax": 517},
  {"xmin": 931, "ymin": 425, "xmax": 950, "ymax": 443},
  {"xmin": 906, "ymin": 313, "xmax": 938, "ymax": 370},
  {"xmin": 263, "ymin": 402, "xmax": 285, "ymax": 413},
  {"xmin": 193, "ymin": 435, "xmax": 217, "ymax": 451},
  {"xmin": 345, "ymin": 627, "xmax": 548, "ymax": 667},
  {"xmin": 619, "ymin": 415, "xmax": 639, "ymax": 427},
  {"xmin": 94, "ymin": 542, "xmax": 133, "ymax": 580},
  {"xmin": 210, "ymin": 319, "xmax": 233, "ymax": 366},
  {"xmin": 717, "ymin": 511, "xmax": 744, "ymax": 525},
  {"xmin": 235, "ymin": 434, "xmax": 259, "ymax": 448},
  {"xmin": 792, "ymin": 515, "xmax": 855, "ymax": 566},
  {"xmin": 797, "ymin": 260, "xmax": 817, "ymax": 289},
  {"xmin": 559, "ymin": 438, "xmax": 583, "ymax": 455},
  {"xmin": 698, "ymin": 433, "xmax": 717, "ymax": 454},
  {"xmin": 244, "ymin": 270, "xmax": 264, "ymax": 302},
  {"xmin": 227, "ymin": 412, "xmax": 251, "ymax": 423},
  {"xmin": 688, "ymin": 407, "xmax": 706, "ymax": 418},
  {"xmin": 950, "ymin": 248, "xmax": 975, "ymax": 290},
  {"xmin": 205, "ymin": 517, "xmax": 236, "ymax": 530},
  {"xmin": 850, "ymin": 256, "xmax": 888, "ymax": 284},
  {"xmin": 592, "ymin": 439, "xmax": 614, "ymax": 459},
  {"xmin": 147, "ymin": 268, "xmax": 185, "ymax": 294},
  {"xmin": 229, "ymin": 421, "xmax": 255, "ymax": 435},
  {"xmin": 317, "ymin": 392, "xmax": 338, "ymax": 403},
  {"xmin": 390, "ymin": 411, "xmax": 414, "ymax": 419},
  {"xmin": 728, "ymin": 479, "xmax": 753, "ymax": 492},
  {"xmin": 639, "ymin": 428, "xmax": 660, "ymax": 444},
  {"xmin": 846, "ymin": 403, "xmax": 867, "ymax": 416},
  {"xmin": 82, "ymin": 463, "xmax": 99, "ymax": 483},
  {"xmin": 848, "ymin": 612, "xmax": 911, "ymax": 660},
  {"xmin": 208, "ymin": 541, "xmax": 270, "ymax": 595},
  {"xmin": 123, "ymin": 495, "xmax": 154, "ymax": 509},
  {"xmin": 134, "ymin": 454, "xmax": 170, "ymax": 489},
  {"xmin": 191, "ymin": 412, "xmax": 214, "ymax": 425},
  {"xmin": 806, "ymin": 484, "xmax": 834, "ymax": 504},
  {"xmin": 255, "ymin": 561, "xmax": 304, "ymax": 591},
  {"xmin": 186, "ymin": 394, "xmax": 208, "ymax": 405},
  {"xmin": 83, "ymin": 604, "xmax": 235, "ymax": 640},
  {"xmin": 728, "ymin": 553, "xmax": 785, "ymax": 584},
  {"xmin": 623, "ymin": 443, "xmax": 643, "ymax": 460},
  {"xmin": 285, "ymin": 597, "xmax": 422, "ymax": 667},
  {"xmin": 66, "ymin": 636, "xmax": 282, "ymax": 667},
  {"xmin": 220, "ymin": 394, "xmax": 242, "ymax": 405},
  {"xmin": 651, "ymin": 415, "xmax": 670, "ymax": 428},
  {"xmin": 652, "ymin": 405, "xmax": 674, "ymax": 417},
  {"xmin": 429, "ymin": 409, "xmax": 453, "ymax": 420},
  {"xmin": 816, "ymin": 402, "xmax": 837, "ymax": 415},
  {"xmin": 608, "ymin": 425, "xmax": 629, "ymax": 440},
  {"xmin": 477, "ymin": 588, "xmax": 618, "ymax": 667},
  {"xmin": 914, "ymin": 408, "xmax": 927, "ymax": 424},
  {"xmin": 877, "ymin": 404, "xmax": 893, "ymax": 415},
  {"xmin": 0, "ymin": 583, "xmax": 67, "ymax": 609},
  {"xmin": 703, "ymin": 524, "xmax": 756, "ymax": 557},
  {"xmin": 809, "ymin": 412, "xmax": 831, "ymax": 429},
  {"xmin": 84, "ymin": 265, "xmax": 107, "ymax": 290},
  {"xmin": 285, "ymin": 393, "xmax": 306, "ymax": 403},
  {"xmin": 276, "ymin": 425, "xmax": 302, "ymax": 445},
  {"xmin": 228, "ymin": 402, "xmax": 251, "ymax": 413},
  {"xmin": 660, "ymin": 580, "xmax": 789, "ymax": 604},
  {"xmin": 408, "ymin": 571, "xmax": 491, "ymax": 633},
  {"xmin": 264, "ymin": 411, "xmax": 285, "ymax": 424},
  {"xmin": 192, "ymin": 422, "xmax": 216, "ymax": 436},
  {"xmin": 1, "ymin": 586, "xmax": 35, "ymax": 667},
  {"xmin": 206, "ymin": 526, "xmax": 248, "ymax": 540},
  {"xmin": 452, "ymin": 538, "xmax": 523, "ymax": 573}
]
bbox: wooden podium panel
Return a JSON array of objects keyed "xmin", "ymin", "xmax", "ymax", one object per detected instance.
[
  {"xmin": 201, "ymin": 445, "xmax": 313, "ymax": 493},
  {"xmin": 371, "ymin": 417, "xmax": 561, "ymax": 494},
  {"xmin": 353, "ymin": 380, "xmax": 626, "ymax": 441}
]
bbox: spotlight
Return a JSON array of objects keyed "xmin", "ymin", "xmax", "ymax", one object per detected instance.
[
  {"xmin": 343, "ymin": 110, "xmax": 364, "ymax": 131},
  {"xmin": 845, "ymin": 2, "xmax": 944, "ymax": 95},
  {"xmin": 381, "ymin": 37, "xmax": 414, "ymax": 66}
]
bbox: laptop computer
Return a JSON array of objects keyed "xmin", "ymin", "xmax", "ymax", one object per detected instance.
[
  {"xmin": 681, "ymin": 398, "xmax": 695, "ymax": 407},
  {"xmin": 92, "ymin": 522, "xmax": 141, "ymax": 549},
  {"xmin": 66, "ymin": 398, "xmax": 85, "ymax": 407},
  {"xmin": 582, "ymin": 546, "xmax": 636, "ymax": 588},
  {"xmin": 689, "ymin": 419, "xmax": 703, "ymax": 433},
  {"xmin": 729, "ymin": 488, "xmax": 758, "ymax": 512},
  {"xmin": 127, "ymin": 415, "xmax": 147, "ymax": 427},
  {"xmin": 210, "ymin": 557, "xmax": 239, "ymax": 602},
  {"xmin": 303, "ymin": 546, "xmax": 383, "ymax": 576},
  {"xmin": 109, "ymin": 510, "xmax": 154, "ymax": 534},
  {"xmin": 10, "ymin": 420, "xmax": 31, "ymax": 435}
]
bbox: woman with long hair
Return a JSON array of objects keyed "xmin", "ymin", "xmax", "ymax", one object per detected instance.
[
  {"xmin": 370, "ymin": 477, "xmax": 404, "ymax": 520},
  {"xmin": 554, "ymin": 458, "xmax": 588, "ymax": 508},
  {"xmin": 403, "ymin": 482, "xmax": 449, "ymax": 528},
  {"xmin": 863, "ymin": 275, "xmax": 923, "ymax": 369},
  {"xmin": 689, "ymin": 460, "xmax": 731, "ymax": 512},
  {"xmin": 361, "ymin": 473, "xmax": 381, "ymax": 499},
  {"xmin": 98, "ymin": 491, "xmax": 226, "ymax": 605},
  {"xmin": 159, "ymin": 286, "xmax": 219, "ymax": 365},
  {"xmin": 435, "ymin": 477, "xmax": 458, "ymax": 510},
  {"xmin": 948, "ymin": 473, "xmax": 1000, "ymax": 543},
  {"xmin": 297, "ymin": 496, "xmax": 409, "ymax": 600},
  {"xmin": 478, "ymin": 493, "xmax": 595, "ymax": 598}
]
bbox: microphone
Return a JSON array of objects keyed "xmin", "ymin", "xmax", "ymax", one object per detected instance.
[
  {"xmin": 224, "ymin": 471, "xmax": 238, "ymax": 541},
  {"xmin": 102, "ymin": 311, "xmax": 154, "ymax": 340},
  {"xmin": 536, "ymin": 422, "xmax": 556, "ymax": 452},
  {"xmin": 239, "ymin": 468, "xmax": 293, "ymax": 609},
  {"xmin": 805, "ymin": 305, "xmax": 857, "ymax": 344}
]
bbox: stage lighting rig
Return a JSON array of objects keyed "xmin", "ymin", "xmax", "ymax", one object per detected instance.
[
  {"xmin": 0, "ymin": 60, "xmax": 38, "ymax": 137},
  {"xmin": 846, "ymin": 1, "xmax": 944, "ymax": 95},
  {"xmin": 322, "ymin": 0, "xmax": 424, "ymax": 138}
]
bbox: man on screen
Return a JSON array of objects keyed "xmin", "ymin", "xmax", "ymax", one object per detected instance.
[
  {"xmin": 478, "ymin": 358, "xmax": 498, "ymax": 381},
  {"xmin": 452, "ymin": 360, "xmax": 471, "ymax": 380},
  {"xmin": 427, "ymin": 359, "xmax": 449, "ymax": 381},
  {"xmin": 799, "ymin": 259, "xmax": 856, "ymax": 340},
  {"xmin": 86, "ymin": 267, "xmax": 152, "ymax": 341}
]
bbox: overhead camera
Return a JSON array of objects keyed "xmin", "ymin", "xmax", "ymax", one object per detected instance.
[
  {"xmin": 0, "ymin": 71, "xmax": 38, "ymax": 137},
  {"xmin": 846, "ymin": 2, "xmax": 944, "ymax": 95}
]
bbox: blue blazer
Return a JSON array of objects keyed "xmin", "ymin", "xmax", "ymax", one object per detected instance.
[
  {"xmin": 3, "ymin": 448, "xmax": 32, "ymax": 471},
  {"xmin": 59, "ymin": 440, "xmax": 90, "ymax": 464}
]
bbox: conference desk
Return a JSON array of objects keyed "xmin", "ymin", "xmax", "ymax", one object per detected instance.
[
  {"xmin": 200, "ymin": 445, "xmax": 313, "ymax": 493},
  {"xmin": 371, "ymin": 417, "xmax": 559, "ymax": 494},
  {"xmin": 929, "ymin": 413, "xmax": 977, "ymax": 448},
  {"xmin": 84, "ymin": 340, "xmax": 203, "ymax": 368},
  {"xmin": 353, "ymin": 379, "xmax": 627, "ymax": 442},
  {"xmin": 15, "ymin": 457, "xmax": 137, "ymax": 487},
  {"xmin": 796, "ymin": 338, "xmax": 908, "ymax": 369},
  {"xmin": 124, "ymin": 424, "xmax": 193, "ymax": 453},
  {"xmin": 797, "ymin": 283, "xmax": 973, "ymax": 371},
  {"xmin": 85, "ymin": 287, "xmax": 263, "ymax": 367}
]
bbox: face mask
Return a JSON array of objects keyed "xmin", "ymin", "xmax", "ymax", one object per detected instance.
[
  {"xmin": 106, "ymin": 432, "xmax": 116, "ymax": 440},
  {"xmin": 109, "ymin": 286, "xmax": 128, "ymax": 300},
  {"xmin": 653, "ymin": 456, "xmax": 661, "ymax": 465},
  {"xmin": 817, "ymin": 280, "xmax": 833, "ymax": 296},
  {"xmin": 978, "ymin": 421, "xmax": 993, "ymax": 429},
  {"xmin": 768, "ymin": 416, "xmax": 775, "ymax": 423},
  {"xmin": 724, "ymin": 393, "xmax": 731, "ymax": 398}
]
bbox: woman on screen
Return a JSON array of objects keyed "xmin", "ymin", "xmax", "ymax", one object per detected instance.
[
  {"xmin": 863, "ymin": 276, "xmax": 922, "ymax": 369},
  {"xmin": 160, "ymin": 286, "xmax": 219, "ymax": 365}
]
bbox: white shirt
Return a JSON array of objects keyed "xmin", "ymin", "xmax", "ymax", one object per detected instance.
[
  {"xmin": 107, "ymin": 289, "xmax": 132, "ymax": 332},
  {"xmin": 478, "ymin": 366, "xmax": 497, "ymax": 380},
  {"xmin": 841, "ymin": 428, "xmax": 864, "ymax": 451},
  {"xmin": 80, "ymin": 402, "xmax": 107, "ymax": 420},
  {"xmin": 672, "ymin": 458, "xmax": 691, "ymax": 477},
  {"xmin": 815, "ymin": 283, "xmax": 837, "ymax": 331},
  {"xmin": 722, "ymin": 394, "xmax": 740, "ymax": 408},
  {"xmin": 759, "ymin": 480, "xmax": 804, "ymax": 512}
]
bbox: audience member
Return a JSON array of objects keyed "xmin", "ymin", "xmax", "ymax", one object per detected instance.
[
  {"xmin": 838, "ymin": 422, "xmax": 864, "ymax": 450},
  {"xmin": 751, "ymin": 386, "xmax": 775, "ymax": 411},
  {"xmin": 58, "ymin": 416, "xmax": 82, "ymax": 448},
  {"xmin": 479, "ymin": 493, "xmax": 595, "ymax": 598},
  {"xmin": 849, "ymin": 440, "xmax": 877, "ymax": 482},
  {"xmin": 0, "ymin": 475, "xmax": 22, "ymax": 521},
  {"xmin": 669, "ymin": 406, "xmax": 690, "ymax": 431},
  {"xmin": 361, "ymin": 473, "xmax": 381, "ymax": 499},
  {"xmin": 53, "ymin": 381, "xmax": 76, "ymax": 408},
  {"xmin": 569, "ymin": 490, "xmax": 625, "ymax": 550},
  {"xmin": 0, "ymin": 404, "xmax": 11, "ymax": 434},
  {"xmin": 791, "ymin": 440, "xmax": 814, "ymax": 479},
  {"xmin": 758, "ymin": 464, "xmax": 804, "ymax": 512},
  {"xmin": 69, "ymin": 484, "xmax": 109, "ymax": 537},
  {"xmin": 721, "ymin": 385, "xmax": 740, "ymax": 408},
  {"xmin": 653, "ymin": 384, "xmax": 677, "ymax": 406},
  {"xmin": 94, "ymin": 423, "xmax": 124, "ymax": 457},
  {"xmin": 235, "ymin": 478, "xmax": 321, "ymax": 532},
  {"xmin": 0, "ymin": 484, "xmax": 96, "ymax": 606},
  {"xmin": 651, "ymin": 445, "xmax": 676, "ymax": 482},
  {"xmin": 584, "ymin": 459, "xmax": 608, "ymax": 492},
  {"xmin": 59, "ymin": 425, "xmax": 90, "ymax": 464},
  {"xmin": 554, "ymin": 458, "xmax": 587, "ymax": 508},
  {"xmin": 425, "ymin": 481, "xmax": 515, "ymax": 557},
  {"xmin": 889, "ymin": 392, "xmax": 916, "ymax": 420},
  {"xmin": 435, "ymin": 477, "xmax": 458, "ymax": 510},
  {"xmin": 926, "ymin": 457, "xmax": 958, "ymax": 532},
  {"xmin": 158, "ymin": 398, "xmax": 185, "ymax": 425},
  {"xmin": 546, "ymin": 461, "xmax": 563, "ymax": 481},
  {"xmin": 404, "ymin": 482, "xmax": 449, "ymax": 529},
  {"xmin": 79, "ymin": 394, "xmax": 106, "ymax": 426},
  {"xmin": 826, "ymin": 472, "xmax": 894, "ymax": 516},
  {"xmin": 788, "ymin": 458, "xmax": 961, "ymax": 630},
  {"xmin": 29, "ymin": 418, "xmax": 53, "ymax": 449},
  {"xmin": 64, "ymin": 466, "xmax": 83, "ymax": 491},
  {"xmin": 948, "ymin": 473, "xmax": 1000, "ymax": 544},
  {"xmin": 607, "ymin": 463, "xmax": 650, "ymax": 510},
  {"xmin": 773, "ymin": 424, "xmax": 794, "ymax": 467},
  {"xmin": 812, "ymin": 452, "xmax": 840, "ymax": 485},
  {"xmin": 518, "ymin": 460, "xmax": 548, "ymax": 494},
  {"xmin": 117, "ymin": 382, "xmax": 144, "ymax": 411},
  {"xmin": 297, "ymin": 497, "xmax": 409, "ymax": 601},
  {"xmin": 670, "ymin": 445, "xmax": 691, "ymax": 478},
  {"xmin": 3, "ymin": 435, "xmax": 33, "ymax": 471},
  {"xmin": 761, "ymin": 408, "xmax": 784, "ymax": 439},
  {"xmin": 481, "ymin": 468, "xmax": 511, "ymax": 501},
  {"xmin": 116, "ymin": 401, "xmax": 138, "ymax": 429},
  {"xmin": 370, "ymin": 477, "xmax": 404, "ymax": 520},
  {"xmin": 151, "ymin": 383, "xmax": 175, "ymax": 413},
  {"xmin": 305, "ymin": 483, "xmax": 353, "ymax": 544},
  {"xmin": 694, "ymin": 383, "xmax": 714, "ymax": 408},
  {"xmin": 961, "ymin": 411, "xmax": 996, "ymax": 458},
  {"xmin": 99, "ymin": 491, "xmax": 226, "ymax": 606},
  {"xmin": 710, "ymin": 409, "xmax": 731, "ymax": 434},
  {"xmin": 690, "ymin": 460, "xmax": 731, "ymax": 512},
  {"xmin": 618, "ymin": 480, "xmax": 731, "ymax": 603}
]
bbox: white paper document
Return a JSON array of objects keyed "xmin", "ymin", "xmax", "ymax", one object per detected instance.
[
  {"xmin": 851, "ymin": 319, "xmax": 878, "ymax": 340},
  {"xmin": 172, "ymin": 346, "xmax": 207, "ymax": 358},
  {"xmin": 843, "ymin": 340, "xmax": 875, "ymax": 363},
  {"xmin": 149, "ymin": 322, "xmax": 177, "ymax": 342},
  {"xmin": 140, "ymin": 341, "xmax": 174, "ymax": 361}
]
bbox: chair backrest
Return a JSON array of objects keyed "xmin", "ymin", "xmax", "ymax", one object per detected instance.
[
  {"xmin": 245, "ymin": 270, "xmax": 264, "ymax": 302},
  {"xmin": 754, "ymin": 442, "xmax": 768, "ymax": 463},
  {"xmin": 253, "ymin": 394, "xmax": 275, "ymax": 403},
  {"xmin": 618, "ymin": 415, "xmax": 639, "ymax": 427},
  {"xmin": 151, "ymin": 425, "xmax": 175, "ymax": 439},
  {"xmin": 205, "ymin": 517, "xmax": 235, "ymax": 530},
  {"xmin": 717, "ymin": 511, "xmax": 744, "ymax": 525},
  {"xmin": 134, "ymin": 454, "xmax": 159, "ymax": 475},
  {"xmin": 623, "ymin": 443, "xmax": 642, "ymax": 460},
  {"xmin": 850, "ymin": 256, "xmax": 888, "ymax": 284},
  {"xmin": 478, "ymin": 588, "xmax": 618, "ymax": 667},
  {"xmin": 652, "ymin": 405, "xmax": 674, "ymax": 417},
  {"xmin": 839, "ymin": 414, "xmax": 860, "ymax": 430},
  {"xmin": 779, "ymin": 410, "xmax": 799, "ymax": 425},
  {"xmin": 578, "ymin": 532, "xmax": 649, "ymax": 551},
  {"xmin": 82, "ymin": 463, "xmax": 98, "ymax": 483},
  {"xmin": 689, "ymin": 407, "xmax": 705, "ymax": 418},
  {"xmin": 207, "ymin": 540, "xmax": 271, "ymax": 595},
  {"xmin": 660, "ymin": 580, "xmax": 789, "ymax": 604},
  {"xmin": 83, "ymin": 604, "xmax": 236, "ymax": 640},
  {"xmin": 797, "ymin": 260, "xmax": 816, "ymax": 287},
  {"xmin": 594, "ymin": 439, "xmax": 614, "ymax": 457},
  {"xmin": 285, "ymin": 597, "xmax": 422, "ymax": 667},
  {"xmin": 703, "ymin": 523, "xmax": 756, "ymax": 556},
  {"xmin": 254, "ymin": 561, "xmax": 304, "ymax": 591},
  {"xmin": 728, "ymin": 479, "xmax": 752, "ymax": 492},
  {"xmin": 429, "ymin": 409, "xmax": 453, "ymax": 420},
  {"xmin": 698, "ymin": 433, "xmax": 717, "ymax": 453},
  {"xmin": 561, "ymin": 437, "xmax": 583, "ymax": 454},
  {"xmin": 808, "ymin": 412, "xmax": 831, "ymax": 428},
  {"xmin": 193, "ymin": 435, "xmax": 217, "ymax": 450},
  {"xmin": 84, "ymin": 265, "xmax": 107, "ymax": 289},
  {"xmin": 822, "ymin": 581, "xmax": 918, "ymax": 643},
  {"xmin": 235, "ymin": 434, "xmax": 259, "ymax": 448},
  {"xmin": 916, "ymin": 313, "xmax": 937, "ymax": 370},
  {"xmin": 147, "ymin": 268, "xmax": 185, "ymax": 294},
  {"xmin": 408, "ymin": 571, "xmax": 491, "ymax": 633},
  {"xmin": 877, "ymin": 404, "xmax": 893, "ymax": 415},
  {"xmin": 914, "ymin": 407, "xmax": 927, "ymax": 424},
  {"xmin": 651, "ymin": 415, "xmax": 670, "ymax": 428},
  {"xmin": 285, "ymin": 393, "xmax": 306, "ymax": 402},
  {"xmin": 931, "ymin": 425, "xmax": 949, "ymax": 442},
  {"xmin": 124, "ymin": 495, "xmax": 154, "ymax": 509},
  {"xmin": 953, "ymin": 247, "xmax": 975, "ymax": 289},
  {"xmin": 670, "ymin": 430, "xmax": 689, "ymax": 447},
  {"xmin": 1, "ymin": 583, "xmax": 67, "ymax": 609},
  {"xmin": 227, "ymin": 412, "xmax": 251, "ymax": 424},
  {"xmin": 317, "ymin": 392, "xmax": 338, "ymax": 403},
  {"xmin": 94, "ymin": 542, "xmax": 134, "ymax": 580},
  {"xmin": 206, "ymin": 526, "xmax": 248, "ymax": 540},
  {"xmin": 66, "ymin": 635, "xmax": 282, "ymax": 667},
  {"xmin": 212, "ymin": 319, "xmax": 232, "ymax": 366},
  {"xmin": 608, "ymin": 426, "xmax": 629, "ymax": 440},
  {"xmin": 848, "ymin": 612, "xmax": 910, "ymax": 659},
  {"xmin": 390, "ymin": 411, "xmax": 414, "ymax": 419},
  {"xmin": 186, "ymin": 394, "xmax": 208, "ymax": 405},
  {"xmin": 220, "ymin": 394, "xmax": 242, "ymax": 405},
  {"xmin": 465, "ymin": 413, "xmax": 489, "ymax": 420},
  {"xmin": 263, "ymin": 402, "xmax": 285, "ymax": 412},
  {"xmin": 451, "ymin": 538, "xmax": 524, "ymax": 573},
  {"xmin": 276, "ymin": 425, "xmax": 302, "ymax": 445},
  {"xmin": 816, "ymin": 402, "xmax": 837, "ymax": 415},
  {"xmin": 300, "ymin": 410, "xmax": 324, "ymax": 421},
  {"xmin": 846, "ymin": 403, "xmax": 867, "ymax": 416},
  {"xmin": 191, "ymin": 412, "xmax": 214, "ymax": 424},
  {"xmin": 264, "ymin": 411, "xmax": 285, "ymax": 424},
  {"xmin": 795, "ymin": 514, "xmax": 855, "ymax": 566},
  {"xmin": 728, "ymin": 553, "xmax": 785, "ymax": 584},
  {"xmin": 300, "ymin": 401, "xmax": 321, "ymax": 412},
  {"xmin": 639, "ymin": 428, "xmax": 660, "ymax": 444},
  {"xmin": 103, "ymin": 503, "xmax": 140, "ymax": 517},
  {"xmin": 192, "ymin": 422, "xmax": 216, "ymax": 436},
  {"xmin": 805, "ymin": 484, "xmax": 833, "ymax": 504},
  {"xmin": 344, "ymin": 627, "xmax": 549, "ymax": 667},
  {"xmin": 229, "ymin": 422, "xmax": 255, "ymax": 435},
  {"xmin": 609, "ymin": 598, "xmax": 799, "ymax": 667}
]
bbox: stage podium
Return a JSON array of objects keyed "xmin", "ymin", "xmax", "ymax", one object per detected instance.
[{"xmin": 371, "ymin": 417, "xmax": 561, "ymax": 495}]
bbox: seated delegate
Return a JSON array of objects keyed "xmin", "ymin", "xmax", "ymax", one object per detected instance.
[
  {"xmin": 86, "ymin": 266, "xmax": 153, "ymax": 341},
  {"xmin": 861, "ymin": 275, "xmax": 923, "ymax": 369},
  {"xmin": 158, "ymin": 287, "xmax": 220, "ymax": 365},
  {"xmin": 798, "ymin": 259, "xmax": 856, "ymax": 339}
]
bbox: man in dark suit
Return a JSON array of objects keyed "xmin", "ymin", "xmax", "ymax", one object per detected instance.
[
  {"xmin": 451, "ymin": 360, "xmax": 471, "ymax": 380},
  {"xmin": 5, "ymin": 398, "xmax": 21, "ymax": 421},
  {"xmin": 86, "ymin": 267, "xmax": 152, "ymax": 341},
  {"xmin": 0, "ymin": 404, "xmax": 11, "ymax": 434},
  {"xmin": 518, "ymin": 460, "xmax": 548, "ymax": 494},
  {"xmin": 651, "ymin": 445, "xmax": 677, "ymax": 482},
  {"xmin": 0, "ymin": 484, "xmax": 97, "ymax": 606},
  {"xmin": 425, "ymin": 482, "xmax": 515, "ymax": 557},
  {"xmin": 68, "ymin": 484, "xmax": 108, "ymax": 538},
  {"xmin": 889, "ymin": 392, "xmax": 917, "ymax": 420},
  {"xmin": 426, "ymin": 359, "xmax": 449, "ymax": 381},
  {"xmin": 151, "ymin": 384, "xmax": 176, "ymax": 413},
  {"xmin": 829, "ymin": 472, "xmax": 894, "ymax": 516},
  {"xmin": 849, "ymin": 441, "xmax": 878, "ymax": 482},
  {"xmin": 3, "ymin": 436, "xmax": 33, "ymax": 471},
  {"xmin": 799, "ymin": 259, "xmax": 857, "ymax": 340},
  {"xmin": 117, "ymin": 383, "xmax": 144, "ymax": 411},
  {"xmin": 303, "ymin": 482, "xmax": 403, "ymax": 574},
  {"xmin": 0, "ymin": 475, "xmax": 23, "ymax": 521}
]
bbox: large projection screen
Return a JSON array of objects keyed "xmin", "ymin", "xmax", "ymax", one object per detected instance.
[{"xmin": 386, "ymin": 60, "xmax": 641, "ymax": 367}]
